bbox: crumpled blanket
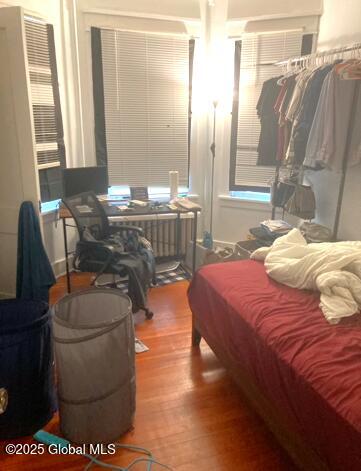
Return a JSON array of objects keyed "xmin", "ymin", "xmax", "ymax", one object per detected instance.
[{"xmin": 251, "ymin": 228, "xmax": 361, "ymax": 323}]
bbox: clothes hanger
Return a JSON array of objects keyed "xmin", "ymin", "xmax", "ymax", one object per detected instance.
[
  {"xmin": 335, "ymin": 56, "xmax": 359, "ymax": 77},
  {"xmin": 277, "ymin": 59, "xmax": 296, "ymax": 85},
  {"xmin": 337, "ymin": 47, "xmax": 361, "ymax": 79}
]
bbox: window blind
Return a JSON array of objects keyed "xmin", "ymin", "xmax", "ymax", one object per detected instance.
[
  {"xmin": 230, "ymin": 31, "xmax": 304, "ymax": 191},
  {"xmin": 25, "ymin": 19, "xmax": 63, "ymax": 169},
  {"xmin": 100, "ymin": 29, "xmax": 190, "ymax": 187},
  {"xmin": 25, "ymin": 18, "xmax": 65, "ymax": 203}
]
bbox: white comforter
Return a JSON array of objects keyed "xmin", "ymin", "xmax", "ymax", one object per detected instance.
[{"xmin": 251, "ymin": 229, "xmax": 361, "ymax": 323}]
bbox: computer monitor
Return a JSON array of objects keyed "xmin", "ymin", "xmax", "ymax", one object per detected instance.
[{"xmin": 62, "ymin": 166, "xmax": 108, "ymax": 197}]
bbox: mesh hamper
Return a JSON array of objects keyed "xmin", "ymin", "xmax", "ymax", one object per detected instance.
[{"xmin": 52, "ymin": 288, "xmax": 135, "ymax": 444}]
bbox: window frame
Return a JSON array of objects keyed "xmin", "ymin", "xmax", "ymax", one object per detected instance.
[
  {"xmin": 229, "ymin": 33, "xmax": 314, "ymax": 193},
  {"xmin": 91, "ymin": 27, "xmax": 195, "ymax": 189},
  {"xmin": 25, "ymin": 17, "xmax": 66, "ymax": 204}
]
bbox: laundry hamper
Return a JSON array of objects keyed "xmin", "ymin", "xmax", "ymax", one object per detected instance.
[
  {"xmin": 52, "ymin": 288, "xmax": 135, "ymax": 444},
  {"xmin": 0, "ymin": 299, "xmax": 55, "ymax": 439}
]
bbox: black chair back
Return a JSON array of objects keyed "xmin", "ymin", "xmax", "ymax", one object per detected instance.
[{"xmin": 62, "ymin": 192, "xmax": 110, "ymax": 241}]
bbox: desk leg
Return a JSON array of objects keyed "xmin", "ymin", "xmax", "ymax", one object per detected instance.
[
  {"xmin": 192, "ymin": 211, "xmax": 198, "ymax": 275},
  {"xmin": 62, "ymin": 218, "xmax": 71, "ymax": 293},
  {"xmin": 176, "ymin": 212, "xmax": 181, "ymax": 260}
]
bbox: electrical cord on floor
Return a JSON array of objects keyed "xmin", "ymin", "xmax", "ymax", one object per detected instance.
[
  {"xmin": 83, "ymin": 443, "xmax": 173, "ymax": 471},
  {"xmin": 34, "ymin": 431, "xmax": 173, "ymax": 471}
]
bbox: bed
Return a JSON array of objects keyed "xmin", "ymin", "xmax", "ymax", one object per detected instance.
[{"xmin": 188, "ymin": 260, "xmax": 361, "ymax": 471}]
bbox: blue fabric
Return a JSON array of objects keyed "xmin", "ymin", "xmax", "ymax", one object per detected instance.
[
  {"xmin": 16, "ymin": 201, "xmax": 56, "ymax": 303},
  {"xmin": 0, "ymin": 299, "xmax": 56, "ymax": 438}
]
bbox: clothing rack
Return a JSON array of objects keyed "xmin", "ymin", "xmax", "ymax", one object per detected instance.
[
  {"xmin": 275, "ymin": 41, "xmax": 361, "ymax": 67},
  {"xmin": 271, "ymin": 42, "xmax": 361, "ymax": 239}
]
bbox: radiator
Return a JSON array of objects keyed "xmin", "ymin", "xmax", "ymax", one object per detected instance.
[{"xmin": 111, "ymin": 213, "xmax": 194, "ymax": 260}]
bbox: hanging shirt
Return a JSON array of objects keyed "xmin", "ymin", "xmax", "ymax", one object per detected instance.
[
  {"xmin": 292, "ymin": 64, "xmax": 335, "ymax": 165},
  {"xmin": 274, "ymin": 74, "xmax": 297, "ymax": 161},
  {"xmin": 348, "ymin": 82, "xmax": 361, "ymax": 167},
  {"xmin": 284, "ymin": 69, "xmax": 315, "ymax": 164},
  {"xmin": 304, "ymin": 68, "xmax": 361, "ymax": 171},
  {"xmin": 285, "ymin": 69, "xmax": 314, "ymax": 122},
  {"xmin": 256, "ymin": 76, "xmax": 282, "ymax": 166}
]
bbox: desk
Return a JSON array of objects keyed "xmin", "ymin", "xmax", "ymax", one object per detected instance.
[{"xmin": 60, "ymin": 203, "xmax": 200, "ymax": 293}]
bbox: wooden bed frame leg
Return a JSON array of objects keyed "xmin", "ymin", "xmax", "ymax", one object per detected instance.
[{"xmin": 192, "ymin": 314, "xmax": 202, "ymax": 347}]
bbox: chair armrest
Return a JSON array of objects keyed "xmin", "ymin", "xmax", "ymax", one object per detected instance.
[
  {"xmin": 109, "ymin": 225, "xmax": 144, "ymax": 236},
  {"xmin": 75, "ymin": 240, "xmax": 115, "ymax": 269},
  {"xmin": 75, "ymin": 240, "xmax": 115, "ymax": 283},
  {"xmin": 77, "ymin": 240, "xmax": 131, "ymax": 258},
  {"xmin": 77, "ymin": 239, "xmax": 114, "ymax": 252}
]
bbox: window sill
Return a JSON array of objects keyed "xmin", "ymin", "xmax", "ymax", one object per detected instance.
[
  {"xmin": 218, "ymin": 194, "xmax": 272, "ymax": 212},
  {"xmin": 229, "ymin": 191, "xmax": 270, "ymax": 203},
  {"xmin": 109, "ymin": 186, "xmax": 190, "ymax": 200}
]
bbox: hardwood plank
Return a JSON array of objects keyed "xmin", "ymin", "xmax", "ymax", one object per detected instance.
[{"xmin": 0, "ymin": 273, "xmax": 295, "ymax": 470}]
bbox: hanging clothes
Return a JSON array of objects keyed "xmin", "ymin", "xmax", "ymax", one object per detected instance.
[
  {"xmin": 254, "ymin": 51, "xmax": 361, "ymax": 233},
  {"xmin": 292, "ymin": 64, "xmax": 335, "ymax": 165},
  {"xmin": 304, "ymin": 67, "xmax": 361, "ymax": 170},
  {"xmin": 255, "ymin": 56, "xmax": 361, "ymax": 200},
  {"xmin": 284, "ymin": 69, "xmax": 316, "ymax": 164},
  {"xmin": 285, "ymin": 69, "xmax": 314, "ymax": 123},
  {"xmin": 256, "ymin": 76, "xmax": 282, "ymax": 166},
  {"xmin": 274, "ymin": 74, "xmax": 297, "ymax": 161}
]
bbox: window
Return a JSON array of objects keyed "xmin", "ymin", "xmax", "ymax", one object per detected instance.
[
  {"xmin": 229, "ymin": 31, "xmax": 311, "ymax": 192},
  {"xmin": 25, "ymin": 17, "xmax": 65, "ymax": 203},
  {"xmin": 92, "ymin": 28, "xmax": 193, "ymax": 188}
]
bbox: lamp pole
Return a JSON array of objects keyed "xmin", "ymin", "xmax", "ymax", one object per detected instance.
[{"xmin": 209, "ymin": 100, "xmax": 218, "ymax": 235}]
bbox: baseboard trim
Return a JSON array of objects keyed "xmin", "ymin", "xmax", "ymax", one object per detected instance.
[{"xmin": 52, "ymin": 255, "xmax": 74, "ymax": 278}]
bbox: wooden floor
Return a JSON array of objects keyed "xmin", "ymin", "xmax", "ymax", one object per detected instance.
[{"xmin": 1, "ymin": 274, "xmax": 296, "ymax": 470}]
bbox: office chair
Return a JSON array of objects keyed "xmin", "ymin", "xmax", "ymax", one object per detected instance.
[{"xmin": 62, "ymin": 191, "xmax": 154, "ymax": 319}]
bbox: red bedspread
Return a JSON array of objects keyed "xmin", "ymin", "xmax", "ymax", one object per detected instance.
[{"xmin": 188, "ymin": 260, "xmax": 361, "ymax": 471}]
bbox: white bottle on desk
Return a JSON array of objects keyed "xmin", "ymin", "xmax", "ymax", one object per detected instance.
[{"xmin": 169, "ymin": 171, "xmax": 179, "ymax": 200}]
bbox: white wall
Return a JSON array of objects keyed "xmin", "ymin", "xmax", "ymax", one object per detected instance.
[
  {"xmin": 317, "ymin": 0, "xmax": 361, "ymax": 49},
  {"xmin": 228, "ymin": 0, "xmax": 322, "ymax": 20},
  {"xmin": 306, "ymin": 0, "xmax": 361, "ymax": 240},
  {"xmin": 42, "ymin": 212, "xmax": 77, "ymax": 277}
]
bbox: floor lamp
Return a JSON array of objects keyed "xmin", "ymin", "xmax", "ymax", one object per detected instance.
[
  {"xmin": 209, "ymin": 99, "xmax": 218, "ymax": 239},
  {"xmin": 202, "ymin": 99, "xmax": 218, "ymax": 249}
]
